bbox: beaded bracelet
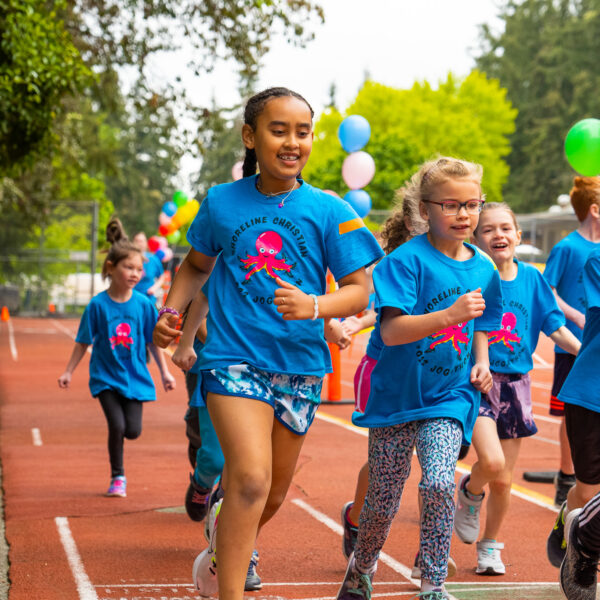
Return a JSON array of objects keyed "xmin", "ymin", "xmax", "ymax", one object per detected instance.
[
  {"xmin": 309, "ymin": 294, "xmax": 319, "ymax": 320},
  {"xmin": 158, "ymin": 306, "xmax": 180, "ymax": 320}
]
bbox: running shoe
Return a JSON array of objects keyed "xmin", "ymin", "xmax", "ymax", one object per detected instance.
[
  {"xmin": 341, "ymin": 501, "xmax": 359, "ymax": 559},
  {"xmin": 336, "ymin": 553, "xmax": 373, "ymax": 600},
  {"xmin": 476, "ymin": 539, "xmax": 505, "ymax": 575},
  {"xmin": 555, "ymin": 471, "xmax": 576, "ymax": 507},
  {"xmin": 204, "ymin": 483, "xmax": 224, "ymax": 543},
  {"xmin": 418, "ymin": 588, "xmax": 451, "ymax": 599},
  {"xmin": 106, "ymin": 476, "xmax": 127, "ymax": 497},
  {"xmin": 454, "ymin": 474, "xmax": 483, "ymax": 544},
  {"xmin": 193, "ymin": 498, "xmax": 221, "ymax": 596},
  {"xmin": 548, "ymin": 501, "xmax": 568, "ymax": 567},
  {"xmin": 560, "ymin": 508, "xmax": 599, "ymax": 600},
  {"xmin": 185, "ymin": 474, "xmax": 211, "ymax": 522},
  {"xmin": 245, "ymin": 549, "xmax": 262, "ymax": 591},
  {"xmin": 410, "ymin": 552, "xmax": 457, "ymax": 579}
]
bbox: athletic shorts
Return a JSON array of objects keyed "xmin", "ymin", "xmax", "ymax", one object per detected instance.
[
  {"xmin": 565, "ymin": 402, "xmax": 600, "ymax": 485},
  {"xmin": 478, "ymin": 372, "xmax": 537, "ymax": 439},
  {"xmin": 202, "ymin": 364, "xmax": 322, "ymax": 435},
  {"xmin": 550, "ymin": 353, "xmax": 577, "ymax": 416},
  {"xmin": 353, "ymin": 354, "xmax": 377, "ymax": 413}
]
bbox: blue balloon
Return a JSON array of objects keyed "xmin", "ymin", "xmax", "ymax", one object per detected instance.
[
  {"xmin": 155, "ymin": 248, "xmax": 165, "ymax": 261},
  {"xmin": 338, "ymin": 115, "xmax": 371, "ymax": 153},
  {"xmin": 162, "ymin": 201, "xmax": 177, "ymax": 217},
  {"xmin": 344, "ymin": 190, "xmax": 372, "ymax": 218}
]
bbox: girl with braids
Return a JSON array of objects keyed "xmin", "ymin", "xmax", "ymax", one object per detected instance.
[
  {"xmin": 152, "ymin": 87, "xmax": 383, "ymax": 598},
  {"xmin": 58, "ymin": 217, "xmax": 175, "ymax": 498}
]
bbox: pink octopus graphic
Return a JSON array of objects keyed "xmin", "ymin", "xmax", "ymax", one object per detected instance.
[
  {"xmin": 110, "ymin": 322, "xmax": 133, "ymax": 350},
  {"xmin": 429, "ymin": 323, "xmax": 469, "ymax": 356},
  {"xmin": 488, "ymin": 312, "xmax": 521, "ymax": 351},
  {"xmin": 240, "ymin": 231, "xmax": 293, "ymax": 281}
]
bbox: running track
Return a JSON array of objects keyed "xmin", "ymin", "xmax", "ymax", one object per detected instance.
[{"xmin": 0, "ymin": 317, "xmax": 570, "ymax": 599}]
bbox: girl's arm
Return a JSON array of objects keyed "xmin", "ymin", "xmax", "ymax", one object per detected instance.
[
  {"xmin": 470, "ymin": 330, "xmax": 493, "ymax": 394},
  {"xmin": 172, "ymin": 291, "xmax": 209, "ymax": 371},
  {"xmin": 552, "ymin": 287, "xmax": 586, "ymax": 330},
  {"xmin": 324, "ymin": 318, "xmax": 351, "ymax": 349},
  {"xmin": 147, "ymin": 343, "xmax": 176, "ymax": 391},
  {"xmin": 153, "ymin": 249, "xmax": 217, "ymax": 348},
  {"xmin": 342, "ymin": 309, "xmax": 377, "ymax": 336},
  {"xmin": 379, "ymin": 289, "xmax": 486, "ymax": 346},
  {"xmin": 148, "ymin": 271, "xmax": 168, "ymax": 299},
  {"xmin": 274, "ymin": 268, "xmax": 370, "ymax": 321},
  {"xmin": 58, "ymin": 342, "xmax": 89, "ymax": 388},
  {"xmin": 549, "ymin": 325, "xmax": 582, "ymax": 356}
]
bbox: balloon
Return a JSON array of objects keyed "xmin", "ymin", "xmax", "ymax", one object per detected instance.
[
  {"xmin": 344, "ymin": 189, "xmax": 372, "ymax": 218},
  {"xmin": 323, "ymin": 189, "xmax": 341, "ymax": 198},
  {"xmin": 157, "ymin": 236, "xmax": 168, "ymax": 249},
  {"xmin": 155, "ymin": 248, "xmax": 165, "ymax": 261},
  {"xmin": 232, "ymin": 161, "xmax": 244, "ymax": 181},
  {"xmin": 342, "ymin": 151, "xmax": 376, "ymax": 190},
  {"xmin": 158, "ymin": 212, "xmax": 171, "ymax": 226},
  {"xmin": 338, "ymin": 115, "xmax": 371, "ymax": 153},
  {"xmin": 147, "ymin": 237, "xmax": 160, "ymax": 252},
  {"xmin": 172, "ymin": 190, "xmax": 188, "ymax": 207},
  {"xmin": 158, "ymin": 223, "xmax": 176, "ymax": 236},
  {"xmin": 162, "ymin": 201, "xmax": 177, "ymax": 217},
  {"xmin": 565, "ymin": 118, "xmax": 600, "ymax": 176},
  {"xmin": 166, "ymin": 230, "xmax": 181, "ymax": 244},
  {"xmin": 161, "ymin": 247, "xmax": 174, "ymax": 262}
]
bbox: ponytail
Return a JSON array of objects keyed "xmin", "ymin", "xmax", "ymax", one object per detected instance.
[
  {"xmin": 242, "ymin": 147, "xmax": 257, "ymax": 177},
  {"xmin": 102, "ymin": 217, "xmax": 141, "ymax": 279}
]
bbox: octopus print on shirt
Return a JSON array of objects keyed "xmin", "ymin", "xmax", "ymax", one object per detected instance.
[{"xmin": 186, "ymin": 175, "xmax": 384, "ymax": 377}]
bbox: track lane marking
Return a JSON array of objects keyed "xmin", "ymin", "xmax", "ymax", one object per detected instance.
[
  {"xmin": 31, "ymin": 428, "xmax": 42, "ymax": 446},
  {"xmin": 4, "ymin": 319, "xmax": 18, "ymax": 361},
  {"xmin": 51, "ymin": 319, "xmax": 91, "ymax": 354}
]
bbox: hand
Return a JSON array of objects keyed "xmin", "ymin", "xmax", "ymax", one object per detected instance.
[
  {"xmin": 446, "ymin": 289, "xmax": 485, "ymax": 325},
  {"xmin": 172, "ymin": 345, "xmax": 197, "ymax": 371},
  {"xmin": 274, "ymin": 277, "xmax": 314, "ymax": 320},
  {"xmin": 162, "ymin": 370, "xmax": 176, "ymax": 392},
  {"xmin": 152, "ymin": 313, "xmax": 181, "ymax": 348},
  {"xmin": 470, "ymin": 363, "xmax": 493, "ymax": 394},
  {"xmin": 336, "ymin": 329, "xmax": 352, "ymax": 350},
  {"xmin": 325, "ymin": 318, "xmax": 351, "ymax": 349},
  {"xmin": 341, "ymin": 315, "xmax": 363, "ymax": 336},
  {"xmin": 58, "ymin": 372, "xmax": 71, "ymax": 389},
  {"xmin": 573, "ymin": 311, "xmax": 586, "ymax": 330}
]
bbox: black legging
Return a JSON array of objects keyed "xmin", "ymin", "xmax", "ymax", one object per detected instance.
[{"xmin": 98, "ymin": 390, "xmax": 143, "ymax": 478}]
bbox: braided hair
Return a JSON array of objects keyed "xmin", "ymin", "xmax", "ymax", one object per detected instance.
[{"xmin": 242, "ymin": 87, "xmax": 314, "ymax": 178}]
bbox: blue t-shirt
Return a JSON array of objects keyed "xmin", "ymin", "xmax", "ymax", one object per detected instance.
[
  {"xmin": 544, "ymin": 231, "xmax": 600, "ymax": 353},
  {"xmin": 189, "ymin": 337, "xmax": 205, "ymax": 407},
  {"xmin": 135, "ymin": 252, "xmax": 164, "ymax": 300},
  {"xmin": 558, "ymin": 248, "xmax": 600, "ymax": 412},
  {"xmin": 353, "ymin": 234, "xmax": 503, "ymax": 443},
  {"xmin": 75, "ymin": 290, "xmax": 158, "ymax": 401},
  {"xmin": 187, "ymin": 175, "xmax": 384, "ymax": 376},
  {"xmin": 365, "ymin": 320, "xmax": 384, "ymax": 360},
  {"xmin": 488, "ymin": 261, "xmax": 565, "ymax": 374}
]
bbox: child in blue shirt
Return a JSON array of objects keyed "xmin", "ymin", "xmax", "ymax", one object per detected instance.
[
  {"xmin": 543, "ymin": 177, "xmax": 600, "ymax": 505},
  {"xmin": 152, "ymin": 87, "xmax": 383, "ymax": 598},
  {"xmin": 58, "ymin": 218, "xmax": 175, "ymax": 498},
  {"xmin": 454, "ymin": 202, "xmax": 580, "ymax": 576},
  {"xmin": 337, "ymin": 157, "xmax": 503, "ymax": 600}
]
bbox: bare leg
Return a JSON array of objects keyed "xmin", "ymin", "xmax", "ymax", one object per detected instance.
[
  {"xmin": 559, "ymin": 417, "xmax": 574, "ymax": 474},
  {"xmin": 467, "ymin": 417, "xmax": 505, "ymax": 496},
  {"xmin": 567, "ymin": 480, "xmax": 600, "ymax": 512},
  {"xmin": 348, "ymin": 462, "xmax": 369, "ymax": 524}
]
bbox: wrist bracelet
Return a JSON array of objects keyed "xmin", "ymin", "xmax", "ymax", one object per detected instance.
[
  {"xmin": 309, "ymin": 294, "xmax": 319, "ymax": 320},
  {"xmin": 158, "ymin": 306, "xmax": 180, "ymax": 320}
]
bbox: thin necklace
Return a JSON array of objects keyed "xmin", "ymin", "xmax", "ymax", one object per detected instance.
[{"xmin": 256, "ymin": 177, "xmax": 297, "ymax": 208}]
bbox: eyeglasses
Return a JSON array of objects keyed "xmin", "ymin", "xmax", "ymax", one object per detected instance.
[{"xmin": 422, "ymin": 199, "xmax": 485, "ymax": 215}]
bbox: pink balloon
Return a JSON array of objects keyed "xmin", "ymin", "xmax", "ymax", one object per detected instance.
[
  {"xmin": 323, "ymin": 189, "xmax": 341, "ymax": 198},
  {"xmin": 232, "ymin": 161, "xmax": 244, "ymax": 181},
  {"xmin": 342, "ymin": 151, "xmax": 376, "ymax": 190},
  {"xmin": 158, "ymin": 212, "xmax": 171, "ymax": 225},
  {"xmin": 157, "ymin": 236, "xmax": 168, "ymax": 250},
  {"xmin": 161, "ymin": 247, "xmax": 174, "ymax": 262}
]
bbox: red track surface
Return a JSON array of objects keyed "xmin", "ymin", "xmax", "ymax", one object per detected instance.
[{"xmin": 0, "ymin": 317, "xmax": 567, "ymax": 599}]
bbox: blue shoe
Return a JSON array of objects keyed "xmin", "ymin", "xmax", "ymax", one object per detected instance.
[
  {"xmin": 336, "ymin": 553, "xmax": 373, "ymax": 599},
  {"xmin": 244, "ymin": 549, "xmax": 262, "ymax": 591},
  {"xmin": 341, "ymin": 501, "xmax": 359, "ymax": 560},
  {"xmin": 548, "ymin": 501, "xmax": 568, "ymax": 567}
]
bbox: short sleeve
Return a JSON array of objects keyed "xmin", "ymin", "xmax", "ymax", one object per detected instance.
[
  {"xmin": 186, "ymin": 194, "xmax": 221, "ymax": 256},
  {"xmin": 75, "ymin": 302, "xmax": 95, "ymax": 345},
  {"xmin": 474, "ymin": 268, "xmax": 503, "ymax": 331},
  {"xmin": 151, "ymin": 254, "xmax": 164, "ymax": 276},
  {"xmin": 543, "ymin": 244, "xmax": 567, "ymax": 289},
  {"xmin": 372, "ymin": 254, "xmax": 418, "ymax": 315},
  {"xmin": 142, "ymin": 298, "xmax": 158, "ymax": 343},
  {"xmin": 325, "ymin": 199, "xmax": 384, "ymax": 280},
  {"xmin": 537, "ymin": 271, "xmax": 566, "ymax": 335},
  {"xmin": 584, "ymin": 253, "xmax": 600, "ymax": 309}
]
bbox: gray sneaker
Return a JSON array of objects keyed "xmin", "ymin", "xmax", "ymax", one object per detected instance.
[
  {"xmin": 454, "ymin": 474, "xmax": 483, "ymax": 544},
  {"xmin": 476, "ymin": 539, "xmax": 505, "ymax": 575},
  {"xmin": 419, "ymin": 586, "xmax": 451, "ymax": 599},
  {"xmin": 336, "ymin": 553, "xmax": 373, "ymax": 600}
]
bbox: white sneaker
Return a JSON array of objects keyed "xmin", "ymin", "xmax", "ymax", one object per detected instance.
[
  {"xmin": 476, "ymin": 539, "xmax": 505, "ymax": 575},
  {"xmin": 193, "ymin": 498, "xmax": 222, "ymax": 596},
  {"xmin": 454, "ymin": 474, "xmax": 483, "ymax": 544}
]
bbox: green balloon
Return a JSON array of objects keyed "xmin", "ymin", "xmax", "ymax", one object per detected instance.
[
  {"xmin": 565, "ymin": 118, "xmax": 600, "ymax": 176},
  {"xmin": 166, "ymin": 230, "xmax": 181, "ymax": 244},
  {"xmin": 172, "ymin": 190, "xmax": 188, "ymax": 207}
]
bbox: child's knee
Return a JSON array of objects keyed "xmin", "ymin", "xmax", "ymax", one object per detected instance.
[
  {"xmin": 480, "ymin": 454, "xmax": 505, "ymax": 478},
  {"xmin": 229, "ymin": 469, "xmax": 271, "ymax": 507},
  {"xmin": 124, "ymin": 426, "xmax": 142, "ymax": 440},
  {"xmin": 420, "ymin": 477, "xmax": 456, "ymax": 503}
]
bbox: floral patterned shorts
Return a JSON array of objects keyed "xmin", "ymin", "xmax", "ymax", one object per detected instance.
[{"xmin": 202, "ymin": 364, "xmax": 323, "ymax": 435}]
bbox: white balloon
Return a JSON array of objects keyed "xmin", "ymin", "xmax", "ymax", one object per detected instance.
[
  {"xmin": 231, "ymin": 161, "xmax": 244, "ymax": 181},
  {"xmin": 342, "ymin": 151, "xmax": 376, "ymax": 190}
]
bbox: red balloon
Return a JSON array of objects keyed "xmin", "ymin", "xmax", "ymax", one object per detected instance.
[
  {"xmin": 158, "ymin": 224, "xmax": 170, "ymax": 236},
  {"xmin": 147, "ymin": 237, "xmax": 160, "ymax": 252}
]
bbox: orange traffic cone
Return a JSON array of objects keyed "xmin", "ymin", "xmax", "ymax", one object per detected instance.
[{"xmin": 1, "ymin": 306, "xmax": 9, "ymax": 322}]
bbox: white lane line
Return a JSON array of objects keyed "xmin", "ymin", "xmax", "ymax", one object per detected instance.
[
  {"xmin": 51, "ymin": 319, "xmax": 91, "ymax": 354},
  {"xmin": 316, "ymin": 412, "xmax": 367, "ymax": 437},
  {"xmin": 31, "ymin": 428, "xmax": 42, "ymax": 446},
  {"xmin": 532, "ymin": 381, "xmax": 552, "ymax": 391},
  {"xmin": 533, "ymin": 352, "xmax": 552, "ymax": 367},
  {"xmin": 533, "ymin": 413, "xmax": 561, "ymax": 425},
  {"xmin": 55, "ymin": 517, "xmax": 98, "ymax": 600},
  {"xmin": 6, "ymin": 319, "xmax": 17, "ymax": 361}
]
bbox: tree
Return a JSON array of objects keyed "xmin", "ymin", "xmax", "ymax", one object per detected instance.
[
  {"xmin": 475, "ymin": 0, "xmax": 600, "ymax": 212},
  {"xmin": 304, "ymin": 73, "xmax": 517, "ymax": 211}
]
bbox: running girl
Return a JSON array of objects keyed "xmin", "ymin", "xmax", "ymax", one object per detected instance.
[
  {"xmin": 152, "ymin": 87, "xmax": 383, "ymax": 599},
  {"xmin": 58, "ymin": 218, "xmax": 175, "ymax": 497},
  {"xmin": 337, "ymin": 156, "xmax": 503, "ymax": 600},
  {"xmin": 454, "ymin": 203, "xmax": 580, "ymax": 575}
]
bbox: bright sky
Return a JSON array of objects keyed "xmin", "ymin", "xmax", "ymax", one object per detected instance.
[{"xmin": 149, "ymin": 0, "xmax": 504, "ymax": 184}]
